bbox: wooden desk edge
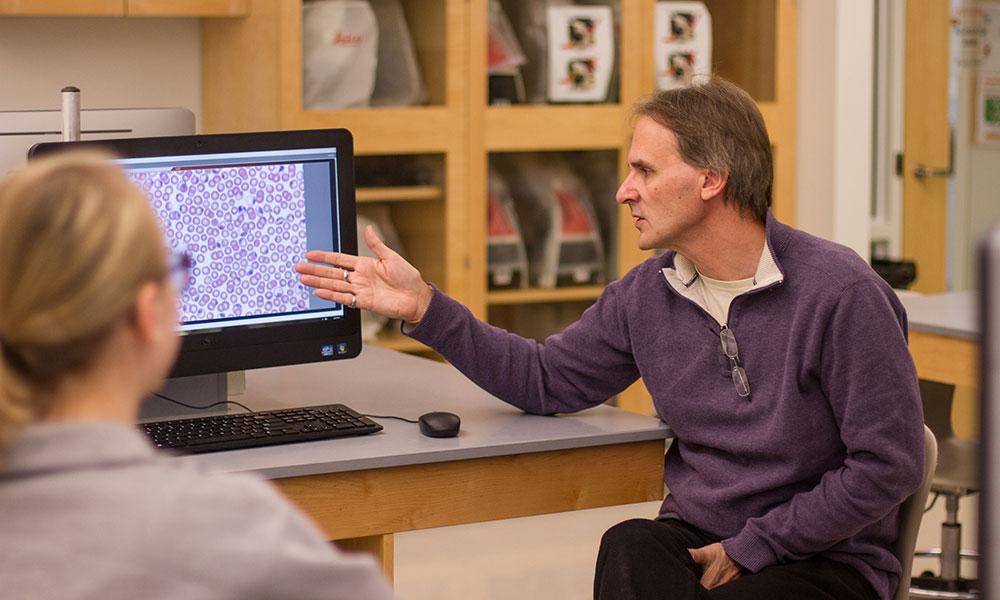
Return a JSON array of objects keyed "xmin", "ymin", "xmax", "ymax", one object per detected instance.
[
  {"xmin": 908, "ymin": 329, "xmax": 979, "ymax": 388},
  {"xmin": 275, "ymin": 439, "xmax": 666, "ymax": 540}
]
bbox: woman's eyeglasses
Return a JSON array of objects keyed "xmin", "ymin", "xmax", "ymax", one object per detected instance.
[{"xmin": 720, "ymin": 326, "xmax": 751, "ymax": 400}]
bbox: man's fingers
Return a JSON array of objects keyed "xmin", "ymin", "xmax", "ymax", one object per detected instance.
[
  {"xmin": 311, "ymin": 287, "xmax": 354, "ymax": 306},
  {"xmin": 364, "ymin": 225, "xmax": 398, "ymax": 261},
  {"xmin": 297, "ymin": 273, "xmax": 350, "ymax": 293},
  {"xmin": 302, "ymin": 250, "xmax": 360, "ymax": 269},
  {"xmin": 689, "ymin": 544, "xmax": 742, "ymax": 591},
  {"xmin": 688, "ymin": 548, "xmax": 709, "ymax": 587},
  {"xmin": 295, "ymin": 261, "xmax": 356, "ymax": 282},
  {"xmin": 294, "ymin": 261, "xmax": 323, "ymax": 276},
  {"xmin": 294, "ymin": 262, "xmax": 335, "ymax": 280}
]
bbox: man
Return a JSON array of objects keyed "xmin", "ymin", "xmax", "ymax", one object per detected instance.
[{"xmin": 295, "ymin": 78, "xmax": 924, "ymax": 600}]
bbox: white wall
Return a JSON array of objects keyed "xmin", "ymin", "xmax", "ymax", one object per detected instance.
[
  {"xmin": 795, "ymin": 0, "xmax": 875, "ymax": 260},
  {"xmin": 960, "ymin": 143, "xmax": 1000, "ymax": 288},
  {"xmin": 951, "ymin": 0, "xmax": 1000, "ymax": 290},
  {"xmin": 0, "ymin": 17, "xmax": 202, "ymax": 127}
]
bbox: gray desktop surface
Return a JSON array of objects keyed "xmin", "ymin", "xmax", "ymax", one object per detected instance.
[
  {"xmin": 179, "ymin": 345, "xmax": 671, "ymax": 480},
  {"xmin": 897, "ymin": 290, "xmax": 978, "ymax": 341}
]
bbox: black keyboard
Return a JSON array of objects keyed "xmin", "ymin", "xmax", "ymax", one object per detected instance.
[{"xmin": 140, "ymin": 403, "xmax": 383, "ymax": 454}]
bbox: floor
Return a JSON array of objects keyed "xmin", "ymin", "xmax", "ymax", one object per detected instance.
[
  {"xmin": 394, "ymin": 501, "xmax": 662, "ymax": 600},
  {"xmin": 392, "ymin": 495, "xmax": 980, "ymax": 600}
]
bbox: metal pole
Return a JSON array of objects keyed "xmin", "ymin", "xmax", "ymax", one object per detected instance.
[{"xmin": 61, "ymin": 86, "xmax": 81, "ymax": 142}]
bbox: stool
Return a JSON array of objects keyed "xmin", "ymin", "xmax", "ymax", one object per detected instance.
[{"xmin": 909, "ymin": 380, "xmax": 981, "ymax": 599}]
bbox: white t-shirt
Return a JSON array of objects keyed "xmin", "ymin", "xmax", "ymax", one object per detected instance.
[{"xmin": 697, "ymin": 270, "xmax": 754, "ymax": 326}]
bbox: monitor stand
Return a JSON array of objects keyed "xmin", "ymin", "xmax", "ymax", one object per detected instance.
[{"xmin": 138, "ymin": 372, "xmax": 231, "ymax": 421}]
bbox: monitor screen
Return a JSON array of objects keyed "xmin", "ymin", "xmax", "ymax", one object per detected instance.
[{"xmin": 29, "ymin": 128, "xmax": 361, "ymax": 377}]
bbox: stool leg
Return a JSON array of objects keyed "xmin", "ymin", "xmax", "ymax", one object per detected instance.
[{"xmin": 940, "ymin": 495, "xmax": 961, "ymax": 582}]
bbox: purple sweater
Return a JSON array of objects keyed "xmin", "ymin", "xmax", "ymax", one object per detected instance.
[{"xmin": 405, "ymin": 214, "xmax": 924, "ymax": 600}]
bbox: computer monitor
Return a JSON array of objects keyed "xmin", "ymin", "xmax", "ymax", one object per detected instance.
[
  {"xmin": 29, "ymin": 129, "xmax": 361, "ymax": 384},
  {"xmin": 982, "ymin": 224, "xmax": 1000, "ymax": 598}
]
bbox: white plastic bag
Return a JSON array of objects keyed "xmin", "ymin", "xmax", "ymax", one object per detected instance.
[
  {"xmin": 493, "ymin": 154, "xmax": 605, "ymax": 288},
  {"xmin": 370, "ymin": 0, "xmax": 428, "ymax": 106},
  {"xmin": 302, "ymin": 0, "xmax": 379, "ymax": 109}
]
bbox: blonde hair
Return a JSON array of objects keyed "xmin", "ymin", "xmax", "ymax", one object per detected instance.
[{"xmin": 0, "ymin": 152, "xmax": 167, "ymax": 447}]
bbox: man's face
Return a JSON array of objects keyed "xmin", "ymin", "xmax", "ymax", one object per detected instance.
[{"xmin": 616, "ymin": 116, "xmax": 709, "ymax": 251}]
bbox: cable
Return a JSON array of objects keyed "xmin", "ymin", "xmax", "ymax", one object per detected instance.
[
  {"xmin": 363, "ymin": 414, "xmax": 419, "ymax": 424},
  {"xmin": 152, "ymin": 392, "xmax": 254, "ymax": 414}
]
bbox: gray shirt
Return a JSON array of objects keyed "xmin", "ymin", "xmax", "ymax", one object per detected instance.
[{"xmin": 0, "ymin": 422, "xmax": 397, "ymax": 600}]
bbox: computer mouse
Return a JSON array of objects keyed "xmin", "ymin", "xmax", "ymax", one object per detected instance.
[{"xmin": 418, "ymin": 411, "xmax": 461, "ymax": 438}]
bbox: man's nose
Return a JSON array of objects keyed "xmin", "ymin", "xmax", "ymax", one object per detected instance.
[{"xmin": 616, "ymin": 175, "xmax": 635, "ymax": 204}]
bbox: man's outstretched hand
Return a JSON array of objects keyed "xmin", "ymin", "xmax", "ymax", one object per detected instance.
[{"xmin": 295, "ymin": 225, "xmax": 432, "ymax": 322}]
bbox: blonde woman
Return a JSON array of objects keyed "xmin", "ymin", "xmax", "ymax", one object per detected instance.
[{"xmin": 0, "ymin": 154, "xmax": 396, "ymax": 600}]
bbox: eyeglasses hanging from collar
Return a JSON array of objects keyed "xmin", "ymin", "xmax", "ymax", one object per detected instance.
[{"xmin": 720, "ymin": 325, "xmax": 751, "ymax": 401}]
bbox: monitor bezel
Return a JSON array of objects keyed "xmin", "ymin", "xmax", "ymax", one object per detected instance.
[{"xmin": 29, "ymin": 128, "xmax": 362, "ymax": 377}]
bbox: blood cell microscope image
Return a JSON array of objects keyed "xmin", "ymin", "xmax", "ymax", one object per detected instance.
[{"xmin": 131, "ymin": 163, "xmax": 310, "ymax": 323}]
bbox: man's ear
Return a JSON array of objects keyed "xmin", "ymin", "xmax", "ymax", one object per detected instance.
[
  {"xmin": 700, "ymin": 168, "xmax": 728, "ymax": 201},
  {"xmin": 131, "ymin": 281, "xmax": 163, "ymax": 345}
]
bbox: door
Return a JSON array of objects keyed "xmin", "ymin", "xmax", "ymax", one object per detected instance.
[{"xmin": 902, "ymin": 0, "xmax": 951, "ymax": 293}]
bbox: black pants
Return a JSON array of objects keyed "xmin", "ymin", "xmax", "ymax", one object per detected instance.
[{"xmin": 594, "ymin": 519, "xmax": 881, "ymax": 600}]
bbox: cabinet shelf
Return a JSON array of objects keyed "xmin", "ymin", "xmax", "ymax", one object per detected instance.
[
  {"xmin": 485, "ymin": 105, "xmax": 627, "ymax": 151},
  {"xmin": 356, "ymin": 186, "xmax": 443, "ymax": 204},
  {"xmin": 0, "ymin": 0, "xmax": 121, "ymax": 14},
  {"xmin": 0, "ymin": 0, "xmax": 249, "ymax": 16},
  {"xmin": 487, "ymin": 286, "xmax": 605, "ymax": 305},
  {"xmin": 284, "ymin": 107, "xmax": 459, "ymax": 155},
  {"xmin": 128, "ymin": 0, "xmax": 248, "ymax": 16}
]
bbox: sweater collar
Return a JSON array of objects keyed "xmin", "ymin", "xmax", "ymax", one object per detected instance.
[
  {"xmin": 661, "ymin": 210, "xmax": 786, "ymax": 296},
  {"xmin": 2, "ymin": 422, "xmax": 157, "ymax": 480}
]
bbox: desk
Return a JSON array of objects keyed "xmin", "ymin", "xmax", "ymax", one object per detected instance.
[
  {"xmin": 166, "ymin": 346, "xmax": 671, "ymax": 578},
  {"xmin": 900, "ymin": 291, "xmax": 979, "ymax": 388},
  {"xmin": 899, "ymin": 291, "xmax": 979, "ymax": 438}
]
